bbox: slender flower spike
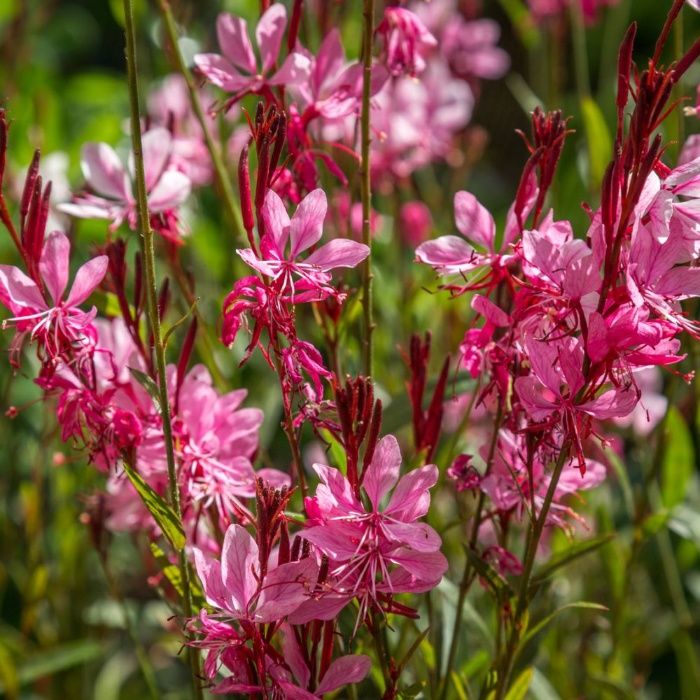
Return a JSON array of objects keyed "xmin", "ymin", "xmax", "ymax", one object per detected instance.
[
  {"xmin": 237, "ymin": 188, "xmax": 369, "ymax": 302},
  {"xmin": 60, "ymin": 128, "xmax": 191, "ymax": 234},
  {"xmin": 194, "ymin": 5, "xmax": 311, "ymax": 105},
  {"xmin": 0, "ymin": 230, "xmax": 108, "ymax": 361}
]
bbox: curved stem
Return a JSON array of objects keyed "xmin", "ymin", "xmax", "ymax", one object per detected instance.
[
  {"xmin": 359, "ymin": 0, "xmax": 375, "ymax": 377},
  {"xmin": 156, "ymin": 0, "xmax": 244, "ymax": 239},
  {"xmin": 122, "ymin": 2, "xmax": 202, "ymax": 697}
]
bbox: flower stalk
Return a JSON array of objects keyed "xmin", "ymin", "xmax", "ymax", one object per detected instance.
[
  {"xmin": 360, "ymin": 0, "xmax": 376, "ymax": 377},
  {"xmin": 122, "ymin": 1, "xmax": 202, "ymax": 696}
]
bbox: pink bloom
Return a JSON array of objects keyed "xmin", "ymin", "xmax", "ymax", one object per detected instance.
[
  {"xmin": 194, "ymin": 6, "xmax": 310, "ymax": 103},
  {"xmin": 60, "ymin": 128, "xmax": 191, "ymax": 232},
  {"xmin": 399, "ymin": 201, "xmax": 433, "ymax": 246},
  {"xmin": 301, "ymin": 435, "xmax": 447, "ymax": 619},
  {"xmin": 194, "ymin": 523, "xmax": 318, "ymax": 624},
  {"xmin": 0, "ymin": 230, "xmax": 108, "ymax": 360},
  {"xmin": 376, "ymin": 7, "xmax": 437, "ymax": 78},
  {"xmin": 447, "ymin": 454, "xmax": 480, "ymax": 491},
  {"xmin": 613, "ymin": 367, "xmax": 668, "ymax": 436},
  {"xmin": 273, "ymin": 626, "xmax": 371, "ymax": 699},
  {"xmin": 679, "ymin": 134, "xmax": 700, "ymax": 165},
  {"xmin": 480, "ymin": 430, "xmax": 606, "ymax": 530},
  {"xmin": 237, "ymin": 189, "xmax": 369, "ymax": 302},
  {"xmin": 416, "ymin": 190, "xmax": 519, "ymax": 276}
]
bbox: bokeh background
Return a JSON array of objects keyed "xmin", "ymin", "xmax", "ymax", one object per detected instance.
[{"xmin": 1, "ymin": 0, "xmax": 699, "ymax": 698}]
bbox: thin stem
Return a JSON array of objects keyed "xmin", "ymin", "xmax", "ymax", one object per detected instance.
[
  {"xmin": 495, "ymin": 444, "xmax": 571, "ymax": 700},
  {"xmin": 439, "ymin": 404, "xmax": 503, "ymax": 700},
  {"xmin": 122, "ymin": 2, "xmax": 203, "ymax": 697},
  {"xmin": 156, "ymin": 0, "xmax": 244, "ymax": 238},
  {"xmin": 359, "ymin": 0, "xmax": 375, "ymax": 377}
]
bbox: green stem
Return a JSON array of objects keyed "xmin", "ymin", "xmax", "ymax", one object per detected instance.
[
  {"xmin": 495, "ymin": 445, "xmax": 571, "ymax": 700},
  {"xmin": 122, "ymin": 2, "xmax": 203, "ymax": 697},
  {"xmin": 360, "ymin": 0, "xmax": 375, "ymax": 377},
  {"xmin": 439, "ymin": 404, "xmax": 503, "ymax": 700},
  {"xmin": 156, "ymin": 0, "xmax": 244, "ymax": 238}
]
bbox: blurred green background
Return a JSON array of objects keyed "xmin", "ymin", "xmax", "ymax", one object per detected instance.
[{"xmin": 1, "ymin": 0, "xmax": 699, "ymax": 698}]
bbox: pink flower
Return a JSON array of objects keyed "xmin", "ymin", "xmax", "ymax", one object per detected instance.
[
  {"xmin": 237, "ymin": 189, "xmax": 369, "ymax": 302},
  {"xmin": 376, "ymin": 7, "xmax": 437, "ymax": 78},
  {"xmin": 480, "ymin": 430, "xmax": 606, "ymax": 530},
  {"xmin": 0, "ymin": 230, "xmax": 108, "ymax": 360},
  {"xmin": 194, "ymin": 6, "xmax": 310, "ymax": 104},
  {"xmin": 300, "ymin": 435, "xmax": 447, "ymax": 619},
  {"xmin": 416, "ymin": 191, "xmax": 518, "ymax": 276},
  {"xmin": 398, "ymin": 201, "xmax": 433, "ymax": 246},
  {"xmin": 60, "ymin": 128, "xmax": 191, "ymax": 232},
  {"xmin": 194, "ymin": 523, "xmax": 318, "ymax": 624},
  {"xmin": 274, "ymin": 626, "xmax": 371, "ymax": 699}
]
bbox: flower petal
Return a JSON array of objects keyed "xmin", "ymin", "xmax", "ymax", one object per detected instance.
[
  {"xmin": 0, "ymin": 265, "xmax": 45, "ymax": 313},
  {"xmin": 305, "ymin": 239, "xmax": 369, "ymax": 270},
  {"xmin": 128, "ymin": 127, "xmax": 172, "ymax": 191},
  {"xmin": 221, "ymin": 524, "xmax": 259, "ymax": 613},
  {"xmin": 316, "ymin": 655, "xmax": 372, "ymax": 695},
  {"xmin": 81, "ymin": 142, "xmax": 130, "ymax": 201},
  {"xmin": 65, "ymin": 255, "xmax": 108, "ymax": 307},
  {"xmin": 363, "ymin": 434, "xmax": 401, "ymax": 510},
  {"xmin": 454, "ymin": 190, "xmax": 496, "ymax": 251},
  {"xmin": 147, "ymin": 170, "xmax": 191, "ymax": 212},
  {"xmin": 217, "ymin": 13, "xmax": 256, "ymax": 74},
  {"xmin": 193, "ymin": 53, "xmax": 252, "ymax": 92},
  {"xmin": 254, "ymin": 558, "xmax": 317, "ymax": 622},
  {"xmin": 263, "ymin": 189, "xmax": 291, "ymax": 253},
  {"xmin": 256, "ymin": 3, "xmax": 287, "ymax": 73},
  {"xmin": 415, "ymin": 235, "xmax": 478, "ymax": 273},
  {"xmin": 290, "ymin": 189, "xmax": 327, "ymax": 258},
  {"xmin": 39, "ymin": 231, "xmax": 70, "ymax": 304},
  {"xmin": 385, "ymin": 464, "xmax": 438, "ymax": 521}
]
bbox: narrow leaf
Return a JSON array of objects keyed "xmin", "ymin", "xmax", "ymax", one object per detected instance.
[
  {"xmin": 505, "ymin": 667, "xmax": 534, "ymax": 700},
  {"xmin": 129, "ymin": 367, "xmax": 162, "ymax": 413},
  {"xmin": 531, "ymin": 533, "xmax": 614, "ymax": 587},
  {"xmin": 521, "ymin": 602, "xmax": 608, "ymax": 647},
  {"xmin": 123, "ymin": 461, "xmax": 185, "ymax": 551}
]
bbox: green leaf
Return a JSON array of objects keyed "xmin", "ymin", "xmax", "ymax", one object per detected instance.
[
  {"xmin": 150, "ymin": 542, "xmax": 184, "ymax": 596},
  {"xmin": 521, "ymin": 602, "xmax": 608, "ymax": 647},
  {"xmin": 505, "ymin": 667, "xmax": 534, "ymax": 700},
  {"xmin": 661, "ymin": 407, "xmax": 694, "ymax": 509},
  {"xmin": 531, "ymin": 533, "xmax": 615, "ymax": 587},
  {"xmin": 123, "ymin": 461, "xmax": 185, "ymax": 551},
  {"xmin": 129, "ymin": 368, "xmax": 162, "ymax": 413},
  {"xmin": 451, "ymin": 671, "xmax": 470, "ymax": 700},
  {"xmin": 581, "ymin": 97, "xmax": 613, "ymax": 189},
  {"xmin": 0, "ymin": 641, "xmax": 105, "ymax": 692}
]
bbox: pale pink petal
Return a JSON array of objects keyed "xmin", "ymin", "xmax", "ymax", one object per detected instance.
[
  {"xmin": 58, "ymin": 199, "xmax": 117, "ymax": 221},
  {"xmin": 302, "ymin": 523, "xmax": 361, "ymax": 559},
  {"xmin": 256, "ymin": 3, "xmax": 287, "ymax": 73},
  {"xmin": 269, "ymin": 52, "xmax": 313, "ymax": 86},
  {"xmin": 237, "ymin": 247, "xmax": 279, "ymax": 276},
  {"xmin": 290, "ymin": 189, "xmax": 327, "ymax": 258},
  {"xmin": 255, "ymin": 558, "xmax": 317, "ymax": 622},
  {"xmin": 39, "ymin": 231, "xmax": 70, "ymax": 303},
  {"xmin": 287, "ymin": 592, "xmax": 351, "ymax": 625},
  {"xmin": 193, "ymin": 549, "xmax": 228, "ymax": 609},
  {"xmin": 130, "ymin": 127, "xmax": 172, "ymax": 191},
  {"xmin": 363, "ymin": 434, "xmax": 401, "ymax": 510},
  {"xmin": 277, "ymin": 683, "xmax": 318, "ymax": 700},
  {"xmin": 193, "ymin": 53, "xmax": 252, "ymax": 92},
  {"xmin": 217, "ymin": 13, "xmax": 256, "ymax": 74},
  {"xmin": 313, "ymin": 463, "xmax": 360, "ymax": 513},
  {"xmin": 454, "ymin": 190, "xmax": 496, "ymax": 251},
  {"xmin": 305, "ymin": 239, "xmax": 369, "ymax": 270},
  {"xmin": 415, "ymin": 235, "xmax": 478, "ymax": 272},
  {"xmin": 471, "ymin": 294, "xmax": 510, "ymax": 327},
  {"xmin": 656, "ymin": 267, "xmax": 700, "ymax": 298},
  {"xmin": 383, "ymin": 520, "xmax": 441, "ymax": 552},
  {"xmin": 385, "ymin": 464, "xmax": 437, "ymax": 520},
  {"xmin": 65, "ymin": 256, "xmax": 108, "ymax": 307},
  {"xmin": 0, "ymin": 265, "xmax": 45, "ymax": 313},
  {"xmin": 579, "ymin": 385, "xmax": 638, "ymax": 420},
  {"xmin": 316, "ymin": 655, "xmax": 372, "ymax": 695},
  {"xmin": 81, "ymin": 142, "xmax": 130, "ymax": 201},
  {"xmin": 147, "ymin": 170, "xmax": 191, "ymax": 212},
  {"xmin": 389, "ymin": 548, "xmax": 448, "ymax": 581},
  {"xmin": 221, "ymin": 524, "xmax": 259, "ymax": 612},
  {"xmin": 263, "ymin": 189, "xmax": 291, "ymax": 253}
]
